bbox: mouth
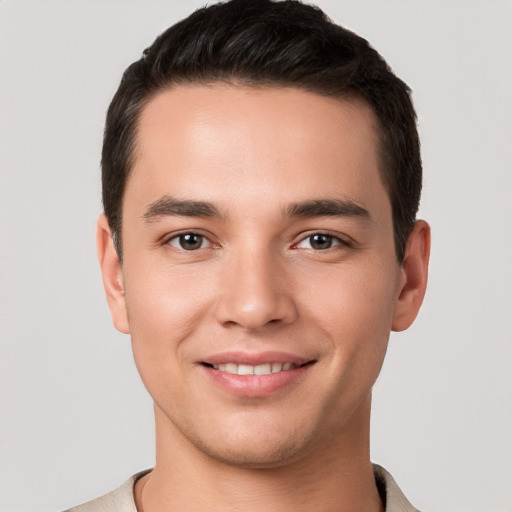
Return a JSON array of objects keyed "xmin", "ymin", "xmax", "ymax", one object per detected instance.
[
  {"xmin": 201, "ymin": 361, "xmax": 312, "ymax": 375},
  {"xmin": 199, "ymin": 352, "xmax": 316, "ymax": 397}
]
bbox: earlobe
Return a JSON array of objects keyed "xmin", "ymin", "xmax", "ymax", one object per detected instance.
[
  {"xmin": 96, "ymin": 214, "xmax": 130, "ymax": 334},
  {"xmin": 392, "ymin": 220, "xmax": 431, "ymax": 332}
]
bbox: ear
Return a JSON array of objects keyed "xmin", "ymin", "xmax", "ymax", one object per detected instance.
[
  {"xmin": 392, "ymin": 220, "xmax": 431, "ymax": 332},
  {"xmin": 96, "ymin": 214, "xmax": 130, "ymax": 334}
]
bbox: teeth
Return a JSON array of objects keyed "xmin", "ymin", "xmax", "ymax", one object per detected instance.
[
  {"xmin": 213, "ymin": 362, "xmax": 297, "ymax": 375},
  {"xmin": 237, "ymin": 364, "xmax": 254, "ymax": 375},
  {"xmin": 271, "ymin": 363, "xmax": 282, "ymax": 373},
  {"xmin": 225, "ymin": 363, "xmax": 237, "ymax": 374},
  {"xmin": 254, "ymin": 363, "xmax": 271, "ymax": 375}
]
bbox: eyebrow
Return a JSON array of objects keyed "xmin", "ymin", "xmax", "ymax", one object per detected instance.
[
  {"xmin": 142, "ymin": 195, "xmax": 370, "ymax": 223},
  {"xmin": 285, "ymin": 199, "xmax": 370, "ymax": 221},
  {"xmin": 142, "ymin": 196, "xmax": 222, "ymax": 221}
]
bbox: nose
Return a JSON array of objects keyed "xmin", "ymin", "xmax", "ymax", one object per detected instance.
[{"xmin": 214, "ymin": 247, "xmax": 298, "ymax": 331}]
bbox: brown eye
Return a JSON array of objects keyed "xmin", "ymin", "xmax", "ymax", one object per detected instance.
[
  {"xmin": 309, "ymin": 234, "xmax": 333, "ymax": 250},
  {"xmin": 168, "ymin": 233, "xmax": 207, "ymax": 250},
  {"xmin": 296, "ymin": 233, "xmax": 343, "ymax": 250}
]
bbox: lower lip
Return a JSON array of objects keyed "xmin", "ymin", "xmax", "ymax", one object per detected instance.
[{"xmin": 200, "ymin": 364, "xmax": 313, "ymax": 398}]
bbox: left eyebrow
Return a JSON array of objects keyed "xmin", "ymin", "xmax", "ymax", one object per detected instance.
[
  {"xmin": 142, "ymin": 195, "xmax": 222, "ymax": 222},
  {"xmin": 285, "ymin": 198, "xmax": 371, "ymax": 221}
]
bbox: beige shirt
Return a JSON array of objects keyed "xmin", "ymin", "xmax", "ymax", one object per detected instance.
[{"xmin": 65, "ymin": 464, "xmax": 419, "ymax": 512}]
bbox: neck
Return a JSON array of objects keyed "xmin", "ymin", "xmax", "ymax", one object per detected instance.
[{"xmin": 135, "ymin": 394, "xmax": 383, "ymax": 512}]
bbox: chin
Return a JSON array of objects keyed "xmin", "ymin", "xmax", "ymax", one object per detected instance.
[
  {"xmin": 192, "ymin": 435, "xmax": 310, "ymax": 469},
  {"xmin": 179, "ymin": 414, "xmax": 316, "ymax": 469}
]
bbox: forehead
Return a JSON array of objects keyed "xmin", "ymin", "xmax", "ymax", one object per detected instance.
[{"xmin": 127, "ymin": 84, "xmax": 388, "ymax": 219}]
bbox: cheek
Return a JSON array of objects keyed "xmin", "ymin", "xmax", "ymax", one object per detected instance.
[
  {"xmin": 289, "ymin": 260, "xmax": 398, "ymax": 427},
  {"xmin": 307, "ymin": 257, "xmax": 397, "ymax": 319},
  {"xmin": 123, "ymin": 261, "xmax": 216, "ymax": 381},
  {"xmin": 126, "ymin": 256, "xmax": 215, "ymax": 324},
  {"xmin": 302, "ymin": 259, "xmax": 398, "ymax": 363}
]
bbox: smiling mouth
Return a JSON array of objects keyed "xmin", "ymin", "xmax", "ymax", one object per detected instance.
[{"xmin": 202, "ymin": 361, "xmax": 314, "ymax": 375}]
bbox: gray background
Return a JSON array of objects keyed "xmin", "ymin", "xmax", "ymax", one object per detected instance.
[{"xmin": 1, "ymin": 1, "xmax": 511, "ymax": 511}]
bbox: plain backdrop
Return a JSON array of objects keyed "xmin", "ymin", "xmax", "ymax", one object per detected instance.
[{"xmin": 1, "ymin": 1, "xmax": 511, "ymax": 511}]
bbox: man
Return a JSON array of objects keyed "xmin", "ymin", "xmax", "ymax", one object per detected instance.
[{"xmin": 69, "ymin": 0, "xmax": 430, "ymax": 510}]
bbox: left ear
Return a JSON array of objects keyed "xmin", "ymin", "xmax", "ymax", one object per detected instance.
[{"xmin": 392, "ymin": 220, "xmax": 431, "ymax": 332}]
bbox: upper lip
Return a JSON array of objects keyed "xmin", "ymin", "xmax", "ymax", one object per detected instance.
[{"xmin": 200, "ymin": 351, "xmax": 314, "ymax": 367}]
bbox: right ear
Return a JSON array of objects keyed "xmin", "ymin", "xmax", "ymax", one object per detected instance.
[{"xmin": 96, "ymin": 214, "xmax": 130, "ymax": 334}]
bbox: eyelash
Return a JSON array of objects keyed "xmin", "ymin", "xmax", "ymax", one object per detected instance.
[
  {"xmin": 164, "ymin": 231, "xmax": 217, "ymax": 251},
  {"xmin": 163, "ymin": 231, "xmax": 350, "ymax": 252},
  {"xmin": 293, "ymin": 232, "xmax": 350, "ymax": 251}
]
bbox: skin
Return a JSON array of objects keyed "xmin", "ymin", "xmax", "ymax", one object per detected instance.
[{"xmin": 97, "ymin": 85, "xmax": 430, "ymax": 512}]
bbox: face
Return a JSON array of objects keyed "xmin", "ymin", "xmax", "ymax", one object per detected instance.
[{"xmin": 99, "ymin": 85, "xmax": 428, "ymax": 468}]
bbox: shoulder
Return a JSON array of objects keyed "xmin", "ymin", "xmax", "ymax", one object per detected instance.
[
  {"xmin": 63, "ymin": 471, "xmax": 149, "ymax": 512},
  {"xmin": 372, "ymin": 464, "xmax": 421, "ymax": 512}
]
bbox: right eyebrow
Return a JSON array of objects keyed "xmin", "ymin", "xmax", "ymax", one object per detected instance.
[{"xmin": 142, "ymin": 195, "xmax": 222, "ymax": 222}]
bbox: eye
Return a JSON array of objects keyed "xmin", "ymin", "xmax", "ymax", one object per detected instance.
[
  {"xmin": 167, "ymin": 233, "xmax": 210, "ymax": 251},
  {"xmin": 296, "ymin": 233, "xmax": 343, "ymax": 250}
]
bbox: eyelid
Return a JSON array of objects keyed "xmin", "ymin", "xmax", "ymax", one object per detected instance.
[
  {"xmin": 161, "ymin": 229, "xmax": 219, "ymax": 249},
  {"xmin": 159, "ymin": 229, "xmax": 352, "ymax": 251},
  {"xmin": 293, "ymin": 231, "xmax": 352, "ymax": 250}
]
